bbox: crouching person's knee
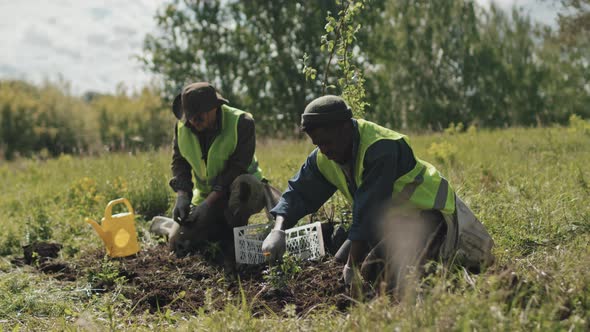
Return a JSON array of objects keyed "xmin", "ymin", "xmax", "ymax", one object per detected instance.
[{"xmin": 227, "ymin": 174, "xmax": 266, "ymax": 227}]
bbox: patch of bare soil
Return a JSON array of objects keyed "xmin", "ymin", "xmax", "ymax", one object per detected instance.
[{"xmin": 14, "ymin": 243, "xmax": 351, "ymax": 316}]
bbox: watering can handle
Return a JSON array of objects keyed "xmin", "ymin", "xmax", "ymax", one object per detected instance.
[{"xmin": 104, "ymin": 198, "xmax": 134, "ymax": 218}]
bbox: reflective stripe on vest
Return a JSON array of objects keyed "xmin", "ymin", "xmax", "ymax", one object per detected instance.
[
  {"xmin": 316, "ymin": 119, "xmax": 455, "ymax": 215},
  {"xmin": 177, "ymin": 105, "xmax": 263, "ymax": 204}
]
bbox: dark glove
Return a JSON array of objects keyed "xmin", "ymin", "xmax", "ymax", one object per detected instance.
[
  {"xmin": 186, "ymin": 201, "xmax": 210, "ymax": 225},
  {"xmin": 261, "ymin": 229, "xmax": 286, "ymax": 262},
  {"xmin": 173, "ymin": 194, "xmax": 191, "ymax": 223}
]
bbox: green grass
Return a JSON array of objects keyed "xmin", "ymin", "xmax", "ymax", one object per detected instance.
[{"xmin": 0, "ymin": 127, "xmax": 589, "ymax": 330}]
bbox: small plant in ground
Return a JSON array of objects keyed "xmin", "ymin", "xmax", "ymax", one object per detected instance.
[
  {"xmin": 313, "ymin": 193, "xmax": 352, "ymax": 225},
  {"xmin": 25, "ymin": 206, "xmax": 53, "ymax": 243},
  {"xmin": 282, "ymin": 303, "xmax": 297, "ymax": 318},
  {"xmin": 263, "ymin": 253, "xmax": 302, "ymax": 289},
  {"xmin": 87, "ymin": 256, "xmax": 127, "ymax": 289}
]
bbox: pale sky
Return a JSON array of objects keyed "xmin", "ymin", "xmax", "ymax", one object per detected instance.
[{"xmin": 0, "ymin": 0, "xmax": 560, "ymax": 95}]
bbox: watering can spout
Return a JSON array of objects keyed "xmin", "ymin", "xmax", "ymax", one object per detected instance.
[{"xmin": 86, "ymin": 218, "xmax": 108, "ymax": 243}]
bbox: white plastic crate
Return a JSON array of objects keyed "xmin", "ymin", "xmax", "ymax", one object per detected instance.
[{"xmin": 233, "ymin": 222, "xmax": 325, "ymax": 265}]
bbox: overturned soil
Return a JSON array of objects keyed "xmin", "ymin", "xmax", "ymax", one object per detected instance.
[{"xmin": 15, "ymin": 243, "xmax": 351, "ymax": 316}]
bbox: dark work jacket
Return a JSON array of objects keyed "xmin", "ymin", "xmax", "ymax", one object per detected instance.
[
  {"xmin": 270, "ymin": 119, "xmax": 417, "ymax": 242},
  {"xmin": 169, "ymin": 108, "xmax": 256, "ymax": 197}
]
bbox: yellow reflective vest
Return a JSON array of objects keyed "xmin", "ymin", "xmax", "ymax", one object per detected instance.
[
  {"xmin": 177, "ymin": 105, "xmax": 262, "ymax": 204},
  {"xmin": 315, "ymin": 119, "xmax": 456, "ymax": 215}
]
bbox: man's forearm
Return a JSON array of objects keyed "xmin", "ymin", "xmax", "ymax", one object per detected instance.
[
  {"xmin": 170, "ymin": 126, "xmax": 195, "ymax": 193},
  {"xmin": 273, "ymin": 215, "xmax": 286, "ymax": 231},
  {"xmin": 204, "ymin": 190, "xmax": 224, "ymax": 206}
]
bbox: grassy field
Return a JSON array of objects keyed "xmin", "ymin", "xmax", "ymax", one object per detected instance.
[{"xmin": 0, "ymin": 125, "xmax": 589, "ymax": 331}]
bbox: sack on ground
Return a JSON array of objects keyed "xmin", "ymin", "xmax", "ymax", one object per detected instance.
[{"xmin": 443, "ymin": 196, "xmax": 495, "ymax": 272}]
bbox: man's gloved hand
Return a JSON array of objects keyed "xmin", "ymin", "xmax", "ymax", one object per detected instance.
[
  {"xmin": 261, "ymin": 229, "xmax": 286, "ymax": 262},
  {"xmin": 186, "ymin": 201, "xmax": 210, "ymax": 225},
  {"xmin": 342, "ymin": 264, "xmax": 353, "ymax": 285},
  {"xmin": 173, "ymin": 194, "xmax": 191, "ymax": 223}
]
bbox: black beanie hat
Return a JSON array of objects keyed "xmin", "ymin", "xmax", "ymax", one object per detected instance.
[{"xmin": 300, "ymin": 95, "xmax": 352, "ymax": 131}]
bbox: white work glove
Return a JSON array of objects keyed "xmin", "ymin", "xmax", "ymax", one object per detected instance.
[
  {"xmin": 342, "ymin": 264, "xmax": 353, "ymax": 286},
  {"xmin": 261, "ymin": 229, "xmax": 286, "ymax": 262}
]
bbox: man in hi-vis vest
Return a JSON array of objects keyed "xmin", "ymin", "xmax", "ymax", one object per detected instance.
[
  {"xmin": 165, "ymin": 82, "xmax": 272, "ymax": 273},
  {"xmin": 262, "ymin": 95, "xmax": 494, "ymax": 292}
]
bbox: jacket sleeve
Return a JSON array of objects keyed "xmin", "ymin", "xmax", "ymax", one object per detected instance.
[
  {"xmin": 348, "ymin": 139, "xmax": 416, "ymax": 243},
  {"xmin": 169, "ymin": 122, "xmax": 194, "ymax": 193},
  {"xmin": 270, "ymin": 149, "xmax": 337, "ymax": 229},
  {"xmin": 210, "ymin": 113, "xmax": 255, "ymax": 192}
]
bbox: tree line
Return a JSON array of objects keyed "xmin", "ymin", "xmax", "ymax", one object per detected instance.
[
  {"xmin": 141, "ymin": 0, "xmax": 589, "ymax": 132},
  {"xmin": 0, "ymin": 0, "xmax": 588, "ymax": 159},
  {"xmin": 0, "ymin": 81, "xmax": 173, "ymax": 160}
]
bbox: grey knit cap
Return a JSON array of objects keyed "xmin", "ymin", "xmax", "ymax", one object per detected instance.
[{"xmin": 301, "ymin": 95, "xmax": 352, "ymax": 131}]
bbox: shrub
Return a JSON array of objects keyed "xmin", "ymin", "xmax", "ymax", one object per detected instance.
[
  {"xmin": 568, "ymin": 114, "xmax": 590, "ymax": 135},
  {"xmin": 427, "ymin": 141, "xmax": 458, "ymax": 166}
]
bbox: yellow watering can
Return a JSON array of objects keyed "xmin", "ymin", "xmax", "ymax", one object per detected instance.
[{"xmin": 85, "ymin": 198, "xmax": 140, "ymax": 257}]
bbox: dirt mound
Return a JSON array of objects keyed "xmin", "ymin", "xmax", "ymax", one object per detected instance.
[{"xmin": 21, "ymin": 244, "xmax": 351, "ymax": 316}]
